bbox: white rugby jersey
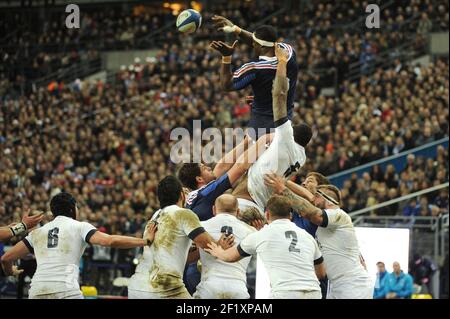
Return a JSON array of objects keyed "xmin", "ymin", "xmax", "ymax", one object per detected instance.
[
  {"xmin": 128, "ymin": 210, "xmax": 161, "ymax": 293},
  {"xmin": 23, "ymin": 216, "xmax": 97, "ymax": 295},
  {"xmin": 239, "ymin": 219, "xmax": 322, "ymax": 293},
  {"xmin": 199, "ymin": 213, "xmax": 255, "ymax": 283},
  {"xmin": 148, "ymin": 205, "xmax": 205, "ymax": 296},
  {"xmin": 315, "ymin": 208, "xmax": 371, "ymax": 284},
  {"xmin": 247, "ymin": 120, "xmax": 306, "ymax": 210}
]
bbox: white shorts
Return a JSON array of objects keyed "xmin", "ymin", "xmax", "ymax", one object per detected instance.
[
  {"xmin": 29, "ymin": 289, "xmax": 83, "ymax": 299},
  {"xmin": 327, "ymin": 280, "xmax": 374, "ymax": 299},
  {"xmin": 128, "ymin": 289, "xmax": 154, "ymax": 299},
  {"xmin": 237, "ymin": 198, "xmax": 264, "ymax": 216},
  {"xmin": 193, "ymin": 280, "xmax": 250, "ymax": 299},
  {"xmin": 270, "ymin": 290, "xmax": 322, "ymax": 299}
]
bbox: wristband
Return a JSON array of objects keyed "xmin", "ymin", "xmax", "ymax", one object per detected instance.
[
  {"xmin": 9, "ymin": 222, "xmax": 27, "ymax": 237},
  {"xmin": 222, "ymin": 56, "xmax": 232, "ymax": 64},
  {"xmin": 145, "ymin": 239, "xmax": 153, "ymax": 246},
  {"xmin": 222, "ymin": 25, "xmax": 241, "ymax": 34}
]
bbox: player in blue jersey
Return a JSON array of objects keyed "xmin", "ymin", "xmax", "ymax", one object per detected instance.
[
  {"xmin": 178, "ymin": 134, "xmax": 271, "ymax": 221},
  {"xmin": 178, "ymin": 133, "xmax": 271, "ymax": 295},
  {"xmin": 210, "ymin": 16, "xmax": 298, "ymax": 136}
]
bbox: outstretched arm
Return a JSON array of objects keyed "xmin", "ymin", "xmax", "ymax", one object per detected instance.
[
  {"xmin": 210, "ymin": 40, "xmax": 238, "ymax": 91},
  {"xmin": 213, "ymin": 135, "xmax": 250, "ymax": 178},
  {"xmin": 0, "ymin": 210, "xmax": 43, "ymax": 242},
  {"xmin": 264, "ymin": 173, "xmax": 324, "ymax": 226},
  {"xmin": 211, "ymin": 15, "xmax": 253, "ymax": 46},
  {"xmin": 204, "ymin": 242, "xmax": 242, "ymax": 262},
  {"xmin": 272, "ymin": 44, "xmax": 290, "ymax": 123}
]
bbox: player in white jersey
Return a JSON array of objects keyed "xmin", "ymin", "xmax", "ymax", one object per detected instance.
[
  {"xmin": 266, "ymin": 179, "xmax": 374, "ymax": 299},
  {"xmin": 0, "ymin": 192, "xmax": 156, "ymax": 299},
  {"xmin": 139, "ymin": 176, "xmax": 233, "ymax": 299},
  {"xmin": 193, "ymin": 194, "xmax": 256, "ymax": 299},
  {"xmin": 206, "ymin": 195, "xmax": 326, "ymax": 299},
  {"xmin": 232, "ymin": 44, "xmax": 312, "ymax": 212}
]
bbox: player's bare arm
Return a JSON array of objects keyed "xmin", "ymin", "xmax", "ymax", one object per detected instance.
[
  {"xmin": 272, "ymin": 44, "xmax": 289, "ymax": 122},
  {"xmin": 0, "ymin": 210, "xmax": 44, "ymax": 242},
  {"xmin": 264, "ymin": 173, "xmax": 324, "ymax": 225},
  {"xmin": 286, "ymin": 181, "xmax": 315, "ymax": 203},
  {"xmin": 1, "ymin": 241, "xmax": 30, "ymax": 276},
  {"xmin": 209, "ymin": 40, "xmax": 238, "ymax": 91},
  {"xmin": 213, "ymin": 134, "xmax": 251, "ymax": 178},
  {"xmin": 205, "ymin": 242, "xmax": 242, "ymax": 263},
  {"xmin": 88, "ymin": 221, "xmax": 156, "ymax": 248},
  {"xmin": 314, "ymin": 263, "xmax": 326, "ymax": 279},
  {"xmin": 211, "ymin": 15, "xmax": 253, "ymax": 46}
]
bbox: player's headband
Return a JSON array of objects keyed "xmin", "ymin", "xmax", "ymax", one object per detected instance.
[
  {"xmin": 316, "ymin": 189, "xmax": 340, "ymax": 206},
  {"xmin": 252, "ymin": 33, "xmax": 275, "ymax": 47}
]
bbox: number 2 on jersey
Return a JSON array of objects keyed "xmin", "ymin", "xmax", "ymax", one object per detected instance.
[
  {"xmin": 285, "ymin": 230, "xmax": 300, "ymax": 253},
  {"xmin": 47, "ymin": 227, "xmax": 59, "ymax": 248}
]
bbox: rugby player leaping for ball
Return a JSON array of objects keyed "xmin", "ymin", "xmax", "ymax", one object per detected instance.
[
  {"xmin": 210, "ymin": 15, "xmax": 298, "ymax": 137},
  {"xmin": 230, "ymin": 44, "xmax": 312, "ymax": 213}
]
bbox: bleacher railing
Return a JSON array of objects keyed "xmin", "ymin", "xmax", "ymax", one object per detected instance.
[{"xmin": 328, "ymin": 137, "xmax": 449, "ymax": 188}]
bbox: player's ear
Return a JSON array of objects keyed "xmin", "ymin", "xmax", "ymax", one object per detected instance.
[
  {"xmin": 235, "ymin": 208, "xmax": 240, "ymax": 218},
  {"xmin": 195, "ymin": 175, "xmax": 203, "ymax": 186},
  {"xmin": 212, "ymin": 205, "xmax": 217, "ymax": 216},
  {"xmin": 265, "ymin": 210, "xmax": 270, "ymax": 223}
]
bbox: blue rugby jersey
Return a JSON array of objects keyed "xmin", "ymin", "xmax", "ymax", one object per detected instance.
[
  {"xmin": 232, "ymin": 42, "xmax": 298, "ymax": 134},
  {"xmin": 185, "ymin": 173, "xmax": 232, "ymax": 221}
]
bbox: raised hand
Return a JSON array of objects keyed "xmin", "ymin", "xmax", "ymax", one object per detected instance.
[
  {"xmin": 21, "ymin": 209, "xmax": 44, "ymax": 230},
  {"xmin": 275, "ymin": 43, "xmax": 289, "ymax": 63},
  {"xmin": 211, "ymin": 15, "xmax": 234, "ymax": 32},
  {"xmin": 209, "ymin": 40, "xmax": 238, "ymax": 56}
]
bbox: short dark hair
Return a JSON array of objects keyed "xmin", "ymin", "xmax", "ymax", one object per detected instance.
[
  {"xmin": 376, "ymin": 261, "xmax": 385, "ymax": 267},
  {"xmin": 293, "ymin": 123, "xmax": 312, "ymax": 147},
  {"xmin": 50, "ymin": 192, "xmax": 77, "ymax": 219},
  {"xmin": 266, "ymin": 195, "xmax": 291, "ymax": 218},
  {"xmin": 157, "ymin": 176, "xmax": 183, "ymax": 209},
  {"xmin": 306, "ymin": 172, "xmax": 330, "ymax": 185},
  {"xmin": 178, "ymin": 163, "xmax": 201, "ymax": 190},
  {"xmin": 254, "ymin": 25, "xmax": 277, "ymax": 43}
]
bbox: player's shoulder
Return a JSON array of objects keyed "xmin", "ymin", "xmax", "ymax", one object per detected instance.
[{"xmin": 174, "ymin": 207, "xmax": 200, "ymax": 222}]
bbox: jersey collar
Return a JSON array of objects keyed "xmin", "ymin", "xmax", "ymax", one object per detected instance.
[
  {"xmin": 259, "ymin": 55, "xmax": 277, "ymax": 61},
  {"xmin": 270, "ymin": 218, "xmax": 291, "ymax": 224}
]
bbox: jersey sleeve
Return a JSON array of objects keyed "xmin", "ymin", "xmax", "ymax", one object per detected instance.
[
  {"xmin": 237, "ymin": 231, "xmax": 260, "ymax": 257},
  {"xmin": 79, "ymin": 222, "xmax": 97, "ymax": 243},
  {"xmin": 23, "ymin": 233, "xmax": 34, "ymax": 253},
  {"xmin": 177, "ymin": 209, "xmax": 206, "ymax": 240},
  {"xmin": 232, "ymin": 62, "xmax": 257, "ymax": 90},
  {"xmin": 198, "ymin": 173, "xmax": 232, "ymax": 204},
  {"xmin": 273, "ymin": 119, "xmax": 294, "ymax": 143},
  {"xmin": 313, "ymin": 240, "xmax": 323, "ymax": 265},
  {"xmin": 278, "ymin": 42, "xmax": 295, "ymax": 61},
  {"xmin": 320, "ymin": 209, "xmax": 351, "ymax": 228}
]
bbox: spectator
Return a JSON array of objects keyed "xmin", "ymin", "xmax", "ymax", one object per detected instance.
[
  {"xmin": 385, "ymin": 261, "xmax": 414, "ymax": 299},
  {"xmin": 374, "ymin": 261, "xmax": 389, "ymax": 299}
]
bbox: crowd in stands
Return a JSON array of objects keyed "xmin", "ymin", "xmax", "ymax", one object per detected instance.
[{"xmin": 1, "ymin": 0, "xmax": 448, "ymax": 96}]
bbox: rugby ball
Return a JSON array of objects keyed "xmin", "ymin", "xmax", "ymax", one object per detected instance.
[{"xmin": 176, "ymin": 9, "xmax": 202, "ymax": 34}]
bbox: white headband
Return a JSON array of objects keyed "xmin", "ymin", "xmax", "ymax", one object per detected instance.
[{"xmin": 252, "ymin": 32, "xmax": 275, "ymax": 47}]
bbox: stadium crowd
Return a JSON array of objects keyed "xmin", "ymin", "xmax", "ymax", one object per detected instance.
[{"xmin": 1, "ymin": 0, "xmax": 448, "ymax": 96}]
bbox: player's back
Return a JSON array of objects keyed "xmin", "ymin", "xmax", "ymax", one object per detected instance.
[
  {"xmin": 148, "ymin": 205, "xmax": 203, "ymax": 298},
  {"xmin": 315, "ymin": 208, "xmax": 370, "ymax": 284},
  {"xmin": 242, "ymin": 219, "xmax": 321, "ymax": 295},
  {"xmin": 24, "ymin": 215, "xmax": 96, "ymax": 296},
  {"xmin": 248, "ymin": 120, "xmax": 306, "ymax": 209},
  {"xmin": 199, "ymin": 214, "xmax": 255, "ymax": 284}
]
